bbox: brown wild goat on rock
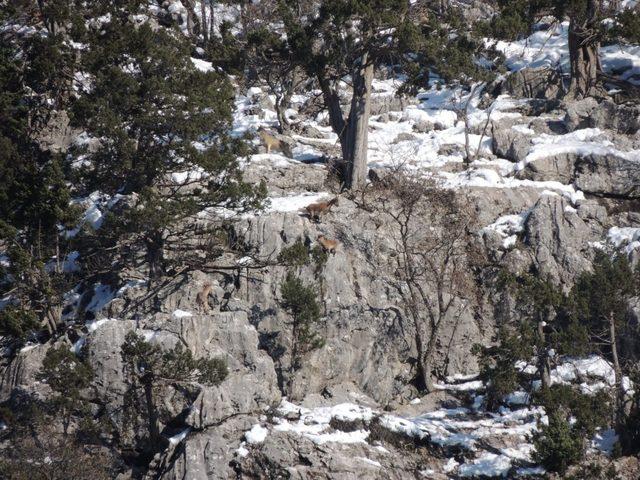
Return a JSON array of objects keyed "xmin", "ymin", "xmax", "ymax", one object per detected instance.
[
  {"xmin": 196, "ymin": 283, "xmax": 213, "ymax": 313},
  {"xmin": 317, "ymin": 235, "xmax": 338, "ymax": 255},
  {"xmin": 303, "ymin": 197, "xmax": 338, "ymax": 223}
]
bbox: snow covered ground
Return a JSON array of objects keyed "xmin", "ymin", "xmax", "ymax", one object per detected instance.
[
  {"xmin": 491, "ymin": 21, "xmax": 640, "ymax": 86},
  {"xmin": 230, "ymin": 72, "xmax": 630, "ymax": 222},
  {"xmin": 233, "ymin": 354, "xmax": 623, "ymax": 478}
]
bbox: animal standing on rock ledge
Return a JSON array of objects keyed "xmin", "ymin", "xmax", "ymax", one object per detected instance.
[
  {"xmin": 317, "ymin": 235, "xmax": 338, "ymax": 255},
  {"xmin": 302, "ymin": 197, "xmax": 338, "ymax": 223},
  {"xmin": 196, "ymin": 283, "xmax": 213, "ymax": 313}
]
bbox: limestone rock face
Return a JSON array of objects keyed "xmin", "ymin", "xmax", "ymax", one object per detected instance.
[
  {"xmin": 518, "ymin": 152, "xmax": 640, "ymax": 199},
  {"xmin": 564, "ymin": 98, "xmax": 640, "ymax": 134},
  {"xmin": 574, "ymin": 154, "xmax": 640, "ymax": 199},
  {"xmin": 501, "ymin": 67, "xmax": 562, "ymax": 100},
  {"xmin": 226, "ymin": 195, "xmax": 495, "ymax": 404},
  {"xmin": 0, "ymin": 344, "xmax": 49, "ymax": 401},
  {"xmin": 155, "ymin": 418, "xmax": 256, "ymax": 480},
  {"xmin": 85, "ymin": 319, "xmax": 134, "ymax": 403},
  {"xmin": 523, "ymin": 195, "xmax": 595, "ymax": 285}
]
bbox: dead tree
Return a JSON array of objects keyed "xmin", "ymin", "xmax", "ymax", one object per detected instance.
[{"xmin": 377, "ymin": 174, "xmax": 478, "ymax": 392}]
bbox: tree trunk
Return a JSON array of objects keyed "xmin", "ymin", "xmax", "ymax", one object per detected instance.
[
  {"xmin": 200, "ymin": 1, "xmax": 208, "ymax": 42},
  {"xmin": 343, "ymin": 53, "xmax": 373, "ymax": 191},
  {"xmin": 567, "ymin": 4, "xmax": 602, "ymax": 98},
  {"xmin": 610, "ymin": 313, "xmax": 626, "ymax": 427},
  {"xmin": 421, "ymin": 329, "xmax": 440, "ymax": 393},
  {"xmin": 317, "ymin": 76, "xmax": 347, "ymax": 154},
  {"xmin": 288, "ymin": 318, "xmax": 300, "ymax": 396},
  {"xmin": 209, "ymin": 1, "xmax": 216, "ymax": 39},
  {"xmin": 538, "ymin": 321, "xmax": 551, "ymax": 390},
  {"xmin": 145, "ymin": 233, "xmax": 165, "ymax": 285},
  {"xmin": 183, "ymin": 0, "xmax": 201, "ymax": 37},
  {"xmin": 143, "ymin": 378, "xmax": 161, "ymax": 446}
]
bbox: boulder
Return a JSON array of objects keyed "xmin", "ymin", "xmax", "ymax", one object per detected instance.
[
  {"xmin": 491, "ymin": 125, "xmax": 534, "ymax": 163},
  {"xmin": 518, "ymin": 151, "xmax": 640, "ymax": 199},
  {"xmin": 517, "ymin": 152, "xmax": 578, "ymax": 184},
  {"xmin": 502, "ymin": 67, "xmax": 562, "ymax": 100},
  {"xmin": 574, "ymin": 153, "xmax": 640, "ymax": 199},
  {"xmin": 369, "ymin": 94, "xmax": 419, "ymax": 116},
  {"xmin": 564, "ymin": 98, "xmax": 640, "ymax": 134}
]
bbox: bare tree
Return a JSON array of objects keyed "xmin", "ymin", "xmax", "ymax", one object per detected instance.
[
  {"xmin": 376, "ymin": 174, "xmax": 479, "ymax": 392},
  {"xmin": 453, "ymin": 84, "xmax": 492, "ymax": 167}
]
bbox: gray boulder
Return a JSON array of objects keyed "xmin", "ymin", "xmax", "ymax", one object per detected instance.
[
  {"xmin": 574, "ymin": 154, "xmax": 640, "ymax": 198},
  {"xmin": 564, "ymin": 98, "xmax": 640, "ymax": 134},
  {"xmin": 502, "ymin": 67, "xmax": 562, "ymax": 100},
  {"xmin": 518, "ymin": 152, "xmax": 578, "ymax": 184},
  {"xmin": 491, "ymin": 125, "xmax": 534, "ymax": 163},
  {"xmin": 518, "ymin": 151, "xmax": 640, "ymax": 199},
  {"xmin": 369, "ymin": 94, "xmax": 419, "ymax": 116}
]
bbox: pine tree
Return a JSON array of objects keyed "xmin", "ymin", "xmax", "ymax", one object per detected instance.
[
  {"xmin": 121, "ymin": 331, "xmax": 227, "ymax": 455},
  {"xmin": 276, "ymin": 0, "xmax": 411, "ymax": 190},
  {"xmin": 0, "ymin": 11, "xmax": 79, "ymax": 343},
  {"xmin": 568, "ymin": 252, "xmax": 639, "ymax": 430},
  {"xmin": 37, "ymin": 345, "xmax": 94, "ymax": 435},
  {"xmin": 532, "ymin": 410, "xmax": 585, "ymax": 474},
  {"xmin": 280, "ymin": 272, "xmax": 323, "ymax": 376},
  {"xmin": 71, "ymin": 3, "xmax": 265, "ymax": 282}
]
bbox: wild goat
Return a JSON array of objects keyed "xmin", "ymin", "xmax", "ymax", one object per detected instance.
[
  {"xmin": 317, "ymin": 235, "xmax": 338, "ymax": 255},
  {"xmin": 196, "ymin": 283, "xmax": 213, "ymax": 313},
  {"xmin": 303, "ymin": 197, "xmax": 338, "ymax": 223},
  {"xmin": 258, "ymin": 127, "xmax": 291, "ymax": 156}
]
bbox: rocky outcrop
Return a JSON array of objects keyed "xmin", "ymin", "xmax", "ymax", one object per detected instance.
[
  {"xmin": 501, "ymin": 67, "xmax": 562, "ymax": 100},
  {"xmin": 574, "ymin": 154, "xmax": 640, "ymax": 199},
  {"xmin": 518, "ymin": 152, "xmax": 640, "ymax": 199},
  {"xmin": 491, "ymin": 125, "xmax": 534, "ymax": 163},
  {"xmin": 35, "ymin": 110, "xmax": 80, "ymax": 153},
  {"xmin": 0, "ymin": 343, "xmax": 50, "ymax": 401},
  {"xmin": 523, "ymin": 195, "xmax": 596, "ymax": 285},
  {"xmin": 564, "ymin": 98, "xmax": 640, "ymax": 134},
  {"xmin": 225, "ymin": 193, "xmax": 495, "ymax": 404}
]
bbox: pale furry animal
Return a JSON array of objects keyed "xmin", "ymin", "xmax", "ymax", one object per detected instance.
[
  {"xmin": 258, "ymin": 127, "xmax": 291, "ymax": 156},
  {"xmin": 196, "ymin": 283, "xmax": 213, "ymax": 313},
  {"xmin": 303, "ymin": 197, "xmax": 338, "ymax": 223},
  {"xmin": 317, "ymin": 235, "xmax": 338, "ymax": 255}
]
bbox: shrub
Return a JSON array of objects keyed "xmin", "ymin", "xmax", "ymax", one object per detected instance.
[
  {"xmin": 473, "ymin": 326, "xmax": 525, "ymax": 411},
  {"xmin": 532, "ymin": 411, "xmax": 585, "ymax": 474},
  {"xmin": 280, "ymin": 272, "xmax": 323, "ymax": 370},
  {"xmin": 277, "ymin": 239, "xmax": 310, "ymax": 267},
  {"xmin": 0, "ymin": 307, "xmax": 40, "ymax": 341},
  {"xmin": 534, "ymin": 384, "xmax": 611, "ymax": 438}
]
